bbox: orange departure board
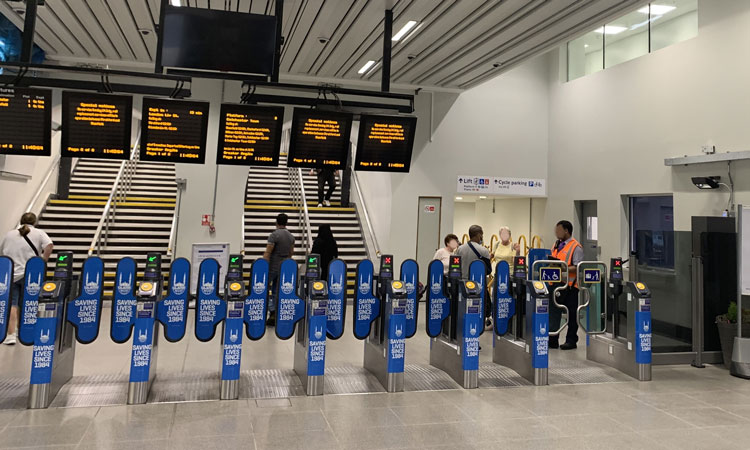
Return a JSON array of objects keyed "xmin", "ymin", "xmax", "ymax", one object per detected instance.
[
  {"xmin": 288, "ymin": 108, "xmax": 353, "ymax": 169},
  {"xmin": 216, "ymin": 104, "xmax": 284, "ymax": 166},
  {"xmin": 0, "ymin": 87, "xmax": 51, "ymax": 157},
  {"xmin": 355, "ymin": 115, "xmax": 417, "ymax": 173},
  {"xmin": 140, "ymin": 97, "xmax": 209, "ymax": 164},
  {"xmin": 61, "ymin": 91, "xmax": 133, "ymax": 160}
]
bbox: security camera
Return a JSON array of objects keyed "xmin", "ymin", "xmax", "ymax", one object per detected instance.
[
  {"xmin": 691, "ymin": 176, "xmax": 721, "ymax": 189},
  {"xmin": 318, "ymin": 37, "xmax": 330, "ymax": 44}
]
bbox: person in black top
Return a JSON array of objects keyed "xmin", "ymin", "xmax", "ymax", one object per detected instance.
[{"xmin": 311, "ymin": 224, "xmax": 338, "ymax": 280}]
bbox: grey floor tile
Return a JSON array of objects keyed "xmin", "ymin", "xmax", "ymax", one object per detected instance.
[
  {"xmin": 8, "ymin": 406, "xmax": 99, "ymax": 427},
  {"xmin": 170, "ymin": 413, "xmax": 254, "ymax": 438},
  {"xmin": 606, "ymin": 407, "xmax": 694, "ymax": 431},
  {"xmin": 639, "ymin": 428, "xmax": 742, "ymax": 450},
  {"xmin": 390, "ymin": 404, "xmax": 473, "ymax": 425},
  {"xmin": 455, "ymin": 397, "xmax": 536, "ymax": 421},
  {"xmin": 629, "ymin": 392, "xmax": 710, "ymax": 410},
  {"xmin": 706, "ymin": 424, "xmax": 750, "ymax": 447},
  {"xmin": 470, "ymin": 417, "xmax": 564, "ymax": 442},
  {"xmin": 0, "ymin": 411, "xmax": 20, "ymax": 432},
  {"xmin": 323, "ymin": 407, "xmax": 403, "ymax": 432},
  {"xmin": 666, "ymin": 406, "xmax": 749, "ymax": 427},
  {"xmin": 717, "ymin": 404, "xmax": 750, "ymax": 420},
  {"xmin": 251, "ymin": 410, "xmax": 329, "ymax": 435},
  {"xmin": 77, "ymin": 439, "xmax": 170, "ymax": 450},
  {"xmin": 81, "ymin": 419, "xmax": 172, "ymax": 443},
  {"xmin": 333, "ymin": 425, "xmax": 421, "ymax": 449},
  {"xmin": 685, "ymin": 389, "xmax": 750, "ymax": 407},
  {"xmin": 0, "ymin": 423, "xmax": 90, "ymax": 448},
  {"xmin": 546, "ymin": 413, "xmax": 633, "ymax": 437},
  {"xmin": 174, "ymin": 399, "xmax": 252, "ymax": 418},
  {"xmin": 94, "ymin": 403, "xmax": 175, "ymax": 423},
  {"xmin": 253, "ymin": 429, "xmax": 341, "ymax": 450},
  {"xmin": 168, "ymin": 434, "xmax": 256, "ymax": 450}
]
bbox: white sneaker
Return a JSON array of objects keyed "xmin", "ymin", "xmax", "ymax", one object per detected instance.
[
  {"xmin": 317, "ymin": 203, "xmax": 323, "ymax": 207},
  {"xmin": 3, "ymin": 333, "xmax": 17, "ymax": 345},
  {"xmin": 324, "ymin": 200, "xmax": 331, "ymax": 207}
]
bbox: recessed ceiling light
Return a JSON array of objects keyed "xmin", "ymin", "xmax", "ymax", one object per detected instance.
[
  {"xmin": 584, "ymin": 44, "xmax": 589, "ymax": 48},
  {"xmin": 455, "ymin": 196, "xmax": 463, "ymax": 201},
  {"xmin": 170, "ymin": 0, "xmax": 181, "ymax": 6},
  {"xmin": 638, "ymin": 4, "xmax": 676, "ymax": 15},
  {"xmin": 358, "ymin": 60, "xmax": 376, "ymax": 74},
  {"xmin": 392, "ymin": 21, "xmax": 418, "ymax": 41},
  {"xmin": 594, "ymin": 26, "xmax": 627, "ymax": 35},
  {"xmin": 479, "ymin": 196, "xmax": 487, "ymax": 199}
]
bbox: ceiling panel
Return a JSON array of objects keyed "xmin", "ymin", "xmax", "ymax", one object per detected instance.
[{"xmin": 1, "ymin": 0, "xmax": 646, "ymax": 89}]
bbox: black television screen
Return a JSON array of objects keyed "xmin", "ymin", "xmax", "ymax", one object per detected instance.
[
  {"xmin": 0, "ymin": 87, "xmax": 51, "ymax": 157},
  {"xmin": 355, "ymin": 115, "xmax": 417, "ymax": 173},
  {"xmin": 140, "ymin": 97, "xmax": 209, "ymax": 164},
  {"xmin": 160, "ymin": 6, "xmax": 277, "ymax": 76},
  {"xmin": 61, "ymin": 91, "xmax": 133, "ymax": 160},
  {"xmin": 216, "ymin": 104, "xmax": 284, "ymax": 167},
  {"xmin": 288, "ymin": 108, "xmax": 353, "ymax": 169}
]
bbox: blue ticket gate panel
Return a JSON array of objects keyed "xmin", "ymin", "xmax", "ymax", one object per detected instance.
[
  {"xmin": 285, "ymin": 255, "xmax": 328, "ymax": 396},
  {"xmin": 359, "ymin": 255, "xmax": 412, "ymax": 392},
  {"xmin": 126, "ymin": 253, "xmax": 164, "ymax": 405},
  {"xmin": 428, "ymin": 256, "xmax": 483, "ymax": 389},
  {"xmin": 220, "ymin": 254, "xmax": 246, "ymax": 400},
  {"xmin": 583, "ymin": 260, "xmax": 652, "ymax": 381},
  {"xmin": 0, "ymin": 257, "xmax": 14, "ymax": 343},
  {"xmin": 492, "ymin": 257, "xmax": 553, "ymax": 386},
  {"xmin": 28, "ymin": 253, "xmax": 104, "ymax": 408},
  {"xmin": 18, "ymin": 256, "xmax": 46, "ymax": 346}
]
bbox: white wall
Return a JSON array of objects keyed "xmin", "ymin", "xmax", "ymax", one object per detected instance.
[
  {"xmin": 360, "ymin": 55, "xmax": 550, "ymax": 267},
  {"xmin": 545, "ymin": 0, "xmax": 750, "ymax": 263}
]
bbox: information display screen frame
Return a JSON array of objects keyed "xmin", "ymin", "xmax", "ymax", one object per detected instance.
[
  {"xmin": 61, "ymin": 91, "xmax": 133, "ymax": 160},
  {"xmin": 354, "ymin": 114, "xmax": 417, "ymax": 173},
  {"xmin": 0, "ymin": 87, "xmax": 52, "ymax": 157},
  {"xmin": 216, "ymin": 103, "xmax": 284, "ymax": 167},
  {"xmin": 140, "ymin": 97, "xmax": 210, "ymax": 165},
  {"xmin": 287, "ymin": 108, "xmax": 353, "ymax": 170}
]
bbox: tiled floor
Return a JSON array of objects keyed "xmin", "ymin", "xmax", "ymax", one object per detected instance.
[{"xmin": 0, "ymin": 309, "xmax": 748, "ymax": 449}]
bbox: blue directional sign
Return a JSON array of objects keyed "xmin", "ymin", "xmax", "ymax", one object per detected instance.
[
  {"xmin": 66, "ymin": 257, "xmax": 104, "ymax": 344},
  {"xmin": 353, "ymin": 259, "xmax": 380, "ymax": 339},
  {"xmin": 468, "ymin": 260, "xmax": 486, "ymax": 335},
  {"xmin": 195, "ymin": 258, "xmax": 226, "ymax": 342},
  {"xmin": 0, "ymin": 257, "xmax": 13, "ymax": 343},
  {"xmin": 111, "ymin": 257, "xmax": 137, "ymax": 343},
  {"xmin": 245, "ymin": 258, "xmax": 269, "ymax": 340},
  {"xmin": 19, "ymin": 257, "xmax": 45, "ymax": 346},
  {"xmin": 425, "ymin": 260, "xmax": 450, "ymax": 338},
  {"xmin": 275, "ymin": 259, "xmax": 304, "ymax": 339},
  {"xmin": 540, "ymin": 267, "xmax": 562, "ymax": 283},
  {"xmin": 399, "ymin": 259, "xmax": 419, "ymax": 339},
  {"xmin": 156, "ymin": 258, "xmax": 190, "ymax": 342},
  {"xmin": 583, "ymin": 269, "xmax": 601, "ymax": 283},
  {"xmin": 493, "ymin": 260, "xmax": 514, "ymax": 336},
  {"xmin": 326, "ymin": 259, "xmax": 347, "ymax": 339}
]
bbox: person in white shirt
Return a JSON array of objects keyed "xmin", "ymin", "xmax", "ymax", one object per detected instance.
[
  {"xmin": 0, "ymin": 212, "xmax": 53, "ymax": 345},
  {"xmin": 432, "ymin": 234, "xmax": 459, "ymax": 274}
]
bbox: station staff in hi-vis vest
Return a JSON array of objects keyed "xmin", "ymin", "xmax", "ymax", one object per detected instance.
[{"xmin": 549, "ymin": 220, "xmax": 583, "ymax": 350}]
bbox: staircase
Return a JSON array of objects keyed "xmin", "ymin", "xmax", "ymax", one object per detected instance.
[
  {"xmin": 36, "ymin": 158, "xmax": 177, "ymax": 296},
  {"xmin": 244, "ymin": 154, "xmax": 369, "ymax": 294}
]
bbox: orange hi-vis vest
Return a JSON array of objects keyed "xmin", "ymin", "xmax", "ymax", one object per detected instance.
[{"xmin": 551, "ymin": 238, "xmax": 582, "ymax": 287}]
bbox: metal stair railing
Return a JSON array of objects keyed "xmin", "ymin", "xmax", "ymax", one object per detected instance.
[
  {"xmin": 88, "ymin": 130, "xmax": 141, "ymax": 256},
  {"xmin": 288, "ymin": 165, "xmax": 313, "ymax": 253},
  {"xmin": 350, "ymin": 169, "xmax": 381, "ymax": 259}
]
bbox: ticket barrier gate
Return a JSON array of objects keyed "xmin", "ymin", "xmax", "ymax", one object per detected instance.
[
  {"xmin": 194, "ymin": 255, "xmax": 269, "ymax": 400},
  {"xmin": 426, "ymin": 256, "xmax": 484, "ymax": 389},
  {"xmin": 275, "ymin": 255, "xmax": 328, "ymax": 396},
  {"xmin": 491, "ymin": 258, "xmax": 567, "ymax": 386},
  {"xmin": 353, "ymin": 255, "xmax": 417, "ymax": 392},
  {"xmin": 583, "ymin": 259, "xmax": 652, "ymax": 381},
  {"xmin": 21, "ymin": 252, "xmax": 106, "ymax": 408}
]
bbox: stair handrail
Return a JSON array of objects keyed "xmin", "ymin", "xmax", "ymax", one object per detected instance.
[
  {"xmin": 298, "ymin": 168, "xmax": 313, "ymax": 251},
  {"xmin": 287, "ymin": 165, "xmax": 313, "ymax": 252},
  {"xmin": 88, "ymin": 131, "xmax": 140, "ymax": 256},
  {"xmin": 350, "ymin": 170, "xmax": 381, "ymax": 258},
  {"xmin": 166, "ymin": 179, "xmax": 183, "ymax": 258}
]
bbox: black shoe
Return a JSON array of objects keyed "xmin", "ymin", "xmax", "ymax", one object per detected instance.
[
  {"xmin": 560, "ymin": 342, "xmax": 577, "ymax": 350},
  {"xmin": 266, "ymin": 315, "xmax": 276, "ymax": 327},
  {"xmin": 549, "ymin": 340, "xmax": 559, "ymax": 349}
]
